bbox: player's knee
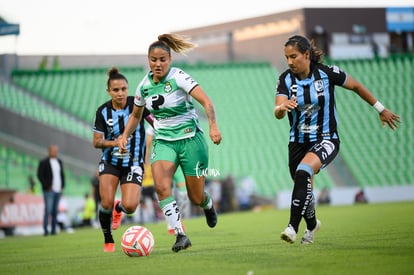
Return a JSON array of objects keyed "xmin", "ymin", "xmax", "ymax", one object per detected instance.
[{"xmin": 294, "ymin": 163, "xmax": 313, "ymax": 184}]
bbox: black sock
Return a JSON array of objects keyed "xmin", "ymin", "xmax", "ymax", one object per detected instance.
[
  {"xmin": 289, "ymin": 169, "xmax": 312, "ymax": 232},
  {"xmin": 99, "ymin": 208, "xmax": 113, "ymax": 243},
  {"xmin": 304, "ymin": 192, "xmax": 317, "ymax": 230}
]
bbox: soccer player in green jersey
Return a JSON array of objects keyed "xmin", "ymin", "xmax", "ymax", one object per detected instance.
[{"xmin": 119, "ymin": 33, "xmax": 222, "ymax": 252}]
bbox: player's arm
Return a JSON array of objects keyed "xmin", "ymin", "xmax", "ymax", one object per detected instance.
[
  {"xmin": 118, "ymin": 105, "xmax": 144, "ymax": 152},
  {"xmin": 190, "ymin": 86, "xmax": 222, "ymax": 145},
  {"xmin": 343, "ymin": 74, "xmax": 400, "ymax": 130},
  {"xmin": 274, "ymin": 95, "xmax": 297, "ymax": 119},
  {"xmin": 93, "ymin": 131, "xmax": 117, "ymax": 149}
]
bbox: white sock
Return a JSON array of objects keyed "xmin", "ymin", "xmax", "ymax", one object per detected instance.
[{"xmin": 161, "ymin": 200, "xmax": 184, "ymax": 235}]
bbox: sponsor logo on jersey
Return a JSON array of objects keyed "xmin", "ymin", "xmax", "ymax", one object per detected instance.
[
  {"xmin": 298, "ymin": 104, "xmax": 320, "ymax": 118},
  {"xmin": 297, "ymin": 124, "xmax": 319, "ymax": 133},
  {"xmin": 290, "ymin": 84, "xmax": 298, "ymax": 97}
]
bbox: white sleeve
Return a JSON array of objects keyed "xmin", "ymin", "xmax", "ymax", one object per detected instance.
[{"xmin": 173, "ymin": 68, "xmax": 199, "ymax": 94}]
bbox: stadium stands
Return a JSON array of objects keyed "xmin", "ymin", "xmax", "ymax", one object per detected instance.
[
  {"xmin": 0, "ymin": 144, "xmax": 91, "ymax": 195},
  {"xmin": 3, "ymin": 56, "xmax": 413, "ymax": 198},
  {"xmin": 0, "ymin": 82, "xmax": 91, "ymax": 139},
  {"xmin": 331, "ymin": 55, "xmax": 413, "ymax": 188}
]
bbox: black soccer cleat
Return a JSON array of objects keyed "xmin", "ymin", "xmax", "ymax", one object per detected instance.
[
  {"xmin": 172, "ymin": 234, "xmax": 192, "ymax": 252},
  {"xmin": 204, "ymin": 206, "xmax": 218, "ymax": 228}
]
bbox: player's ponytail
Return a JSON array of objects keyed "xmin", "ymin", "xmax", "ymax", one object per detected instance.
[{"xmin": 148, "ymin": 33, "xmax": 197, "ymax": 56}]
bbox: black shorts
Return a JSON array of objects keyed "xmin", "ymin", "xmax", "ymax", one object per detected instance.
[
  {"xmin": 98, "ymin": 160, "xmax": 144, "ymax": 186},
  {"xmin": 288, "ymin": 139, "xmax": 340, "ymax": 179}
]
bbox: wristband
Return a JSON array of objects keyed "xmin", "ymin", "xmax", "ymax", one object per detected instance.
[{"xmin": 373, "ymin": 101, "xmax": 385, "ymax": 113}]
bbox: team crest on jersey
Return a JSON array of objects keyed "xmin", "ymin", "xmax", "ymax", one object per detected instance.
[
  {"xmin": 314, "ymin": 80, "xmax": 324, "ymax": 92},
  {"xmin": 164, "ymin": 82, "xmax": 172, "ymax": 93}
]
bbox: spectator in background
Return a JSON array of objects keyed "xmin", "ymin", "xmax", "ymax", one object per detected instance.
[
  {"xmin": 90, "ymin": 170, "xmax": 100, "ymax": 224},
  {"xmin": 220, "ymin": 174, "xmax": 237, "ymax": 213},
  {"xmin": 27, "ymin": 175, "xmax": 39, "ymax": 195},
  {"xmin": 317, "ymin": 188, "xmax": 331, "ymax": 205},
  {"xmin": 37, "ymin": 144, "xmax": 65, "ymax": 236},
  {"xmin": 81, "ymin": 193, "xmax": 96, "ymax": 226},
  {"xmin": 57, "ymin": 195, "xmax": 74, "ymax": 233},
  {"xmin": 237, "ymin": 176, "xmax": 255, "ymax": 211},
  {"xmin": 274, "ymin": 35, "xmax": 400, "ymax": 245},
  {"xmin": 207, "ymin": 178, "xmax": 222, "ymax": 213},
  {"xmin": 355, "ymin": 189, "xmax": 368, "ymax": 204}
]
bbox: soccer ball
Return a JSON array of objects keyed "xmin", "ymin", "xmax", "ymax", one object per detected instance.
[{"xmin": 121, "ymin": 225, "xmax": 155, "ymax": 257}]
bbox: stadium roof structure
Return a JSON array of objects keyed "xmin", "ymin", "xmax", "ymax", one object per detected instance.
[{"xmin": 0, "ymin": 16, "xmax": 20, "ymax": 36}]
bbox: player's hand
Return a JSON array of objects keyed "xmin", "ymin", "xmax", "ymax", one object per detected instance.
[
  {"xmin": 210, "ymin": 126, "xmax": 222, "ymax": 145},
  {"xmin": 276, "ymin": 96, "xmax": 298, "ymax": 112},
  {"xmin": 379, "ymin": 109, "xmax": 400, "ymax": 130},
  {"xmin": 117, "ymin": 135, "xmax": 128, "ymax": 153},
  {"xmin": 283, "ymin": 95, "xmax": 298, "ymax": 112}
]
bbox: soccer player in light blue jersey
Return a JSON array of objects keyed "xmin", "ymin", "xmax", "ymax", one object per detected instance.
[{"xmin": 274, "ymin": 35, "xmax": 400, "ymax": 245}]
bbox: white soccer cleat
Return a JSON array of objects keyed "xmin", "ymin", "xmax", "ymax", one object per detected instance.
[
  {"xmin": 280, "ymin": 224, "xmax": 297, "ymax": 244},
  {"xmin": 301, "ymin": 219, "xmax": 321, "ymax": 245}
]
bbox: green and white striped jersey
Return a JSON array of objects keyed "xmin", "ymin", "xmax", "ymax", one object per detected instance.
[{"xmin": 134, "ymin": 67, "xmax": 203, "ymax": 141}]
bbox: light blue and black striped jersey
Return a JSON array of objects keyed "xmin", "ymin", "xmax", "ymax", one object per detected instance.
[
  {"xmin": 93, "ymin": 96, "xmax": 150, "ymax": 167},
  {"xmin": 275, "ymin": 63, "xmax": 347, "ymax": 143}
]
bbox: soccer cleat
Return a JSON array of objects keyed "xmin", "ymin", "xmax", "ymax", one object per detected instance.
[
  {"xmin": 203, "ymin": 206, "xmax": 218, "ymax": 228},
  {"xmin": 172, "ymin": 234, "xmax": 192, "ymax": 252},
  {"xmin": 280, "ymin": 224, "xmax": 297, "ymax": 244},
  {"xmin": 104, "ymin": 243, "xmax": 115, "ymax": 252},
  {"xmin": 301, "ymin": 219, "xmax": 321, "ymax": 245},
  {"xmin": 112, "ymin": 200, "xmax": 123, "ymax": 230}
]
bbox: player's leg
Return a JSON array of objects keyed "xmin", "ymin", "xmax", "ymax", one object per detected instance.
[
  {"xmin": 180, "ymin": 131, "xmax": 217, "ymax": 228},
  {"xmin": 281, "ymin": 142, "xmax": 315, "ymax": 243},
  {"xmin": 300, "ymin": 140, "xmax": 339, "ymax": 244},
  {"xmin": 98, "ymin": 162, "xmax": 120, "ymax": 252},
  {"xmin": 113, "ymin": 164, "xmax": 144, "ymax": 229},
  {"xmin": 173, "ymin": 167, "xmax": 190, "ymax": 219},
  {"xmin": 42, "ymin": 191, "xmax": 53, "ymax": 236}
]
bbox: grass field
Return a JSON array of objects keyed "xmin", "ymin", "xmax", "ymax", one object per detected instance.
[{"xmin": 1, "ymin": 201, "xmax": 413, "ymax": 275}]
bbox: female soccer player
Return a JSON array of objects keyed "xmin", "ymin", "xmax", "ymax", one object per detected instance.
[
  {"xmin": 118, "ymin": 33, "xmax": 222, "ymax": 252},
  {"xmin": 274, "ymin": 35, "xmax": 400, "ymax": 244},
  {"xmin": 93, "ymin": 67, "xmax": 153, "ymax": 252}
]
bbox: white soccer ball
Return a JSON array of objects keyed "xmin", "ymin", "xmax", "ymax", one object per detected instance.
[{"xmin": 121, "ymin": 225, "xmax": 155, "ymax": 257}]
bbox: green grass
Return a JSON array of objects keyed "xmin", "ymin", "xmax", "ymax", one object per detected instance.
[{"xmin": 1, "ymin": 202, "xmax": 414, "ymax": 275}]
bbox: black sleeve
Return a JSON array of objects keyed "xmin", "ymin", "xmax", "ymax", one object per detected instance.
[
  {"xmin": 93, "ymin": 105, "xmax": 106, "ymax": 133},
  {"xmin": 323, "ymin": 64, "xmax": 347, "ymax": 86},
  {"xmin": 275, "ymin": 70, "xmax": 290, "ymax": 97}
]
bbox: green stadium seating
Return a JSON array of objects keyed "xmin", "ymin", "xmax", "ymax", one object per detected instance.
[
  {"xmin": 332, "ymin": 55, "xmax": 414, "ymax": 188},
  {"xmin": 0, "ymin": 82, "xmax": 91, "ymax": 139},
  {"xmin": 7, "ymin": 56, "xmax": 413, "ymax": 198},
  {"xmin": 0, "ymin": 144, "xmax": 91, "ymax": 196}
]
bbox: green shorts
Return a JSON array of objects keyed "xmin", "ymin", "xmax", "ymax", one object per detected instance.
[{"xmin": 151, "ymin": 131, "xmax": 209, "ymax": 177}]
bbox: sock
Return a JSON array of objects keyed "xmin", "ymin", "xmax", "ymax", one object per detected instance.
[
  {"xmin": 200, "ymin": 191, "xmax": 213, "ymax": 209},
  {"xmin": 289, "ymin": 164, "xmax": 314, "ymax": 233},
  {"xmin": 159, "ymin": 196, "xmax": 184, "ymax": 235},
  {"xmin": 115, "ymin": 201, "xmax": 134, "ymax": 215},
  {"xmin": 99, "ymin": 206, "xmax": 113, "ymax": 243},
  {"xmin": 304, "ymin": 192, "xmax": 317, "ymax": 230}
]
